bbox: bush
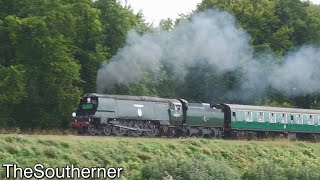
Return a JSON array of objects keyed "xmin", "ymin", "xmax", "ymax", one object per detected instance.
[
  {"xmin": 242, "ymin": 159, "xmax": 320, "ymax": 180},
  {"xmin": 242, "ymin": 159, "xmax": 284, "ymax": 180},
  {"xmin": 140, "ymin": 156, "xmax": 239, "ymax": 180}
]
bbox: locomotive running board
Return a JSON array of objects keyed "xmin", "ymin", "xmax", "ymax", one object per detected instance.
[{"xmin": 112, "ymin": 124, "xmax": 153, "ymax": 132}]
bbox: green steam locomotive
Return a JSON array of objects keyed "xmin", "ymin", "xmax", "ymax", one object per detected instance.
[{"xmin": 71, "ymin": 93, "xmax": 320, "ymax": 140}]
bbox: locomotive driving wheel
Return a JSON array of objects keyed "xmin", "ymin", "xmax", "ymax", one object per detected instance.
[
  {"xmin": 208, "ymin": 128, "xmax": 220, "ymax": 139},
  {"xmin": 197, "ymin": 127, "xmax": 205, "ymax": 138},
  {"xmin": 112, "ymin": 126, "xmax": 126, "ymax": 136},
  {"xmin": 87, "ymin": 125, "xmax": 96, "ymax": 136},
  {"xmin": 103, "ymin": 125, "xmax": 112, "ymax": 136},
  {"xmin": 185, "ymin": 129, "xmax": 192, "ymax": 137},
  {"xmin": 167, "ymin": 127, "xmax": 176, "ymax": 138},
  {"xmin": 185, "ymin": 127, "xmax": 199, "ymax": 137},
  {"xmin": 146, "ymin": 127, "xmax": 159, "ymax": 137},
  {"xmin": 129, "ymin": 121, "xmax": 143, "ymax": 137},
  {"xmin": 198, "ymin": 131, "xmax": 205, "ymax": 138},
  {"xmin": 145, "ymin": 122, "xmax": 159, "ymax": 137}
]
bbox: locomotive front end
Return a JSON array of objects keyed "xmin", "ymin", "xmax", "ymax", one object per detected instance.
[{"xmin": 71, "ymin": 95, "xmax": 98, "ymax": 133}]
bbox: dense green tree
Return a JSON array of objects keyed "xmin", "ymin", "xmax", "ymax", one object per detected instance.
[
  {"xmin": 196, "ymin": 0, "xmax": 320, "ymax": 56},
  {"xmin": 71, "ymin": 0, "xmax": 108, "ymax": 93},
  {"xmin": 0, "ymin": 65, "xmax": 25, "ymax": 126},
  {"xmin": 94, "ymin": 0, "xmax": 147, "ymax": 55},
  {"xmin": 3, "ymin": 11, "xmax": 81, "ymax": 128},
  {"xmin": 0, "ymin": 0, "xmax": 150, "ymax": 128}
]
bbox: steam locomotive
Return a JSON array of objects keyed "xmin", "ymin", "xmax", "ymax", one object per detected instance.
[{"xmin": 71, "ymin": 93, "xmax": 320, "ymax": 140}]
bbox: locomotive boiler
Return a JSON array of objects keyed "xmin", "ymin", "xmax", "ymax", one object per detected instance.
[{"xmin": 71, "ymin": 93, "xmax": 224, "ymax": 137}]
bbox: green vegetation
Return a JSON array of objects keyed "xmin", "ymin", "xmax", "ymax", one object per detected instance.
[
  {"xmin": 1, "ymin": 135, "xmax": 320, "ymax": 179},
  {"xmin": 0, "ymin": 0, "xmax": 149, "ymax": 129}
]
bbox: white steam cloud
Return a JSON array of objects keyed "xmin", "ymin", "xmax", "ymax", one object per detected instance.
[
  {"xmin": 96, "ymin": 9, "xmax": 320, "ymax": 97},
  {"xmin": 273, "ymin": 47, "xmax": 320, "ymax": 94}
]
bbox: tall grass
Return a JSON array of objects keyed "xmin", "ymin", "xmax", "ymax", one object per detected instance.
[
  {"xmin": 0, "ymin": 128, "xmax": 76, "ymax": 135},
  {"xmin": 0, "ymin": 135, "xmax": 320, "ymax": 179}
]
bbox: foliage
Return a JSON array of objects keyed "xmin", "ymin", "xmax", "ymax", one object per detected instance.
[
  {"xmin": 0, "ymin": 65, "xmax": 25, "ymax": 127},
  {"xmin": 141, "ymin": 156, "xmax": 239, "ymax": 180},
  {"xmin": 242, "ymin": 158, "xmax": 320, "ymax": 180},
  {"xmin": 196, "ymin": 0, "xmax": 320, "ymax": 55},
  {"xmin": 0, "ymin": 65, "xmax": 25, "ymax": 104},
  {"xmin": 1, "ymin": 135, "xmax": 320, "ymax": 179},
  {"xmin": 159, "ymin": 18, "xmax": 175, "ymax": 31},
  {"xmin": 0, "ymin": 0, "xmax": 145, "ymax": 128}
]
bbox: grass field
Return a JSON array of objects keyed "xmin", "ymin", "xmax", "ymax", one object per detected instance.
[{"xmin": 0, "ymin": 134, "xmax": 320, "ymax": 179}]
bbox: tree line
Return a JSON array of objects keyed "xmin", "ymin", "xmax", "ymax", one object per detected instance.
[
  {"xmin": 0, "ymin": 0, "xmax": 148, "ymax": 128},
  {"xmin": 0, "ymin": 0, "xmax": 319, "ymax": 129}
]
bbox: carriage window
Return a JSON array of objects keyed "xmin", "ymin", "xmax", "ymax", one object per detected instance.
[
  {"xmin": 258, "ymin": 112, "xmax": 264, "ymax": 122},
  {"xmin": 269, "ymin": 112, "xmax": 276, "ymax": 123},
  {"xmin": 308, "ymin": 115, "xmax": 315, "ymax": 125},
  {"xmin": 82, "ymin": 103, "xmax": 93, "ymax": 109},
  {"xmin": 245, "ymin": 112, "xmax": 253, "ymax": 122},
  {"xmin": 233, "ymin": 112, "xmax": 236, "ymax": 117},
  {"xmin": 295, "ymin": 114, "xmax": 302, "ymax": 124},
  {"xmin": 291, "ymin": 115, "xmax": 294, "ymax": 121},
  {"xmin": 282, "ymin": 114, "xmax": 285, "ymax": 117}
]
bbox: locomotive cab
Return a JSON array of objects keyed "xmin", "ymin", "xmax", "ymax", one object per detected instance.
[{"xmin": 169, "ymin": 101, "xmax": 183, "ymax": 126}]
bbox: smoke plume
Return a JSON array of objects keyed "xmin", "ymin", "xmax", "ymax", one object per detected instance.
[{"xmin": 96, "ymin": 9, "xmax": 320, "ymax": 98}]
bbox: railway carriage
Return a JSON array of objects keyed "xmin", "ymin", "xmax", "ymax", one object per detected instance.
[{"xmin": 219, "ymin": 104, "xmax": 320, "ymax": 139}]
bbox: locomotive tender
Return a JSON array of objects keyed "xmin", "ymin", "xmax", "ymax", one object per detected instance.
[{"xmin": 71, "ymin": 93, "xmax": 320, "ymax": 140}]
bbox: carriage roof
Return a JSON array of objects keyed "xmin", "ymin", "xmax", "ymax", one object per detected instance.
[
  {"xmin": 83, "ymin": 93, "xmax": 180, "ymax": 103},
  {"xmin": 224, "ymin": 104, "xmax": 320, "ymax": 115}
]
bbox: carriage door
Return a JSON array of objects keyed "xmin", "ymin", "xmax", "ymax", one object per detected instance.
[{"xmin": 169, "ymin": 102, "xmax": 183, "ymax": 125}]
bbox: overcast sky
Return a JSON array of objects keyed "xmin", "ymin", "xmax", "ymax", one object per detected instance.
[{"xmin": 121, "ymin": 0, "xmax": 320, "ymax": 26}]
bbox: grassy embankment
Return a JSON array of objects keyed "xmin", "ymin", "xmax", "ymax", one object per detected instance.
[{"xmin": 0, "ymin": 134, "xmax": 320, "ymax": 179}]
